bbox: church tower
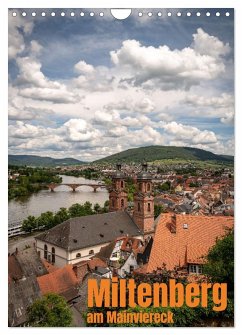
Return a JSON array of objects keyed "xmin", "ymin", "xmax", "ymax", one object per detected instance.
[
  {"xmin": 109, "ymin": 163, "xmax": 128, "ymax": 212},
  {"xmin": 133, "ymin": 162, "xmax": 154, "ymax": 234}
]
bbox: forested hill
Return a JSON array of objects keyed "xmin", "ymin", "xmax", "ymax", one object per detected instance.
[
  {"xmin": 94, "ymin": 146, "xmax": 234, "ymax": 164},
  {"xmin": 8, "ymin": 155, "xmax": 84, "ymax": 167}
]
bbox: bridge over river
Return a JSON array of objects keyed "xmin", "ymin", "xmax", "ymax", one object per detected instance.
[{"xmin": 47, "ymin": 183, "xmax": 107, "ymax": 192}]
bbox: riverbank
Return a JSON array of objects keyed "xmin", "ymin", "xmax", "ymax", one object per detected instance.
[
  {"xmin": 8, "ymin": 175, "xmax": 109, "ymax": 230},
  {"xmin": 8, "ymin": 165, "xmax": 62, "ymax": 200}
]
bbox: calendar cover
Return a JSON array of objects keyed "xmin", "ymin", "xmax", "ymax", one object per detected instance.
[{"xmin": 8, "ymin": 8, "xmax": 234, "ymax": 327}]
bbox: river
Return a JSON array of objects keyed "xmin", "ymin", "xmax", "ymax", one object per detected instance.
[{"xmin": 8, "ymin": 175, "xmax": 109, "ymax": 228}]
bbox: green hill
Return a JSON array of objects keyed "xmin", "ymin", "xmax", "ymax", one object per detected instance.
[
  {"xmin": 94, "ymin": 146, "xmax": 234, "ymax": 164},
  {"xmin": 8, "ymin": 155, "xmax": 84, "ymax": 167}
]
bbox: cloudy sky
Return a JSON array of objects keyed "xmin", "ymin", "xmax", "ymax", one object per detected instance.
[{"xmin": 8, "ymin": 8, "xmax": 234, "ymax": 162}]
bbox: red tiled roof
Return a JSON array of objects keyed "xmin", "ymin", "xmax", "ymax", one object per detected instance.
[
  {"xmin": 37, "ymin": 265, "xmax": 79, "ymax": 300},
  {"xmin": 8, "ymin": 255, "xmax": 23, "ymax": 282},
  {"xmin": 41, "ymin": 259, "xmax": 59, "ymax": 273},
  {"xmin": 147, "ymin": 214, "xmax": 233, "ymax": 272},
  {"xmin": 88, "ymin": 257, "xmax": 107, "ymax": 270}
]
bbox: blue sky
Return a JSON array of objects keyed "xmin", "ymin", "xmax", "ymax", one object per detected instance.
[{"xmin": 8, "ymin": 8, "xmax": 234, "ymax": 161}]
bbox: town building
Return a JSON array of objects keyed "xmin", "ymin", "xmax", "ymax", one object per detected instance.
[
  {"xmin": 35, "ymin": 163, "xmax": 155, "ymax": 267},
  {"xmin": 147, "ymin": 214, "xmax": 233, "ymax": 275}
]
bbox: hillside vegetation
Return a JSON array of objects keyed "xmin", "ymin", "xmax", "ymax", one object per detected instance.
[
  {"xmin": 8, "ymin": 155, "xmax": 84, "ymax": 167},
  {"xmin": 94, "ymin": 146, "xmax": 233, "ymax": 164}
]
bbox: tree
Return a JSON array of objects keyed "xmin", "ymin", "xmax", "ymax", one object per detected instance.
[
  {"xmin": 94, "ymin": 203, "xmax": 101, "ymax": 213},
  {"xmin": 203, "ymin": 228, "xmax": 234, "ymax": 295},
  {"xmin": 37, "ymin": 211, "xmax": 55, "ymax": 230},
  {"xmin": 22, "ymin": 216, "xmax": 37, "ymax": 233},
  {"xmin": 83, "ymin": 201, "xmax": 93, "ymax": 215},
  {"xmin": 68, "ymin": 203, "xmax": 84, "ymax": 217},
  {"xmin": 154, "ymin": 204, "xmax": 165, "ymax": 218},
  {"xmin": 158, "ymin": 182, "xmax": 170, "ymax": 192},
  {"xmin": 27, "ymin": 293, "xmax": 73, "ymax": 327},
  {"xmin": 54, "ymin": 207, "xmax": 69, "ymax": 225}
]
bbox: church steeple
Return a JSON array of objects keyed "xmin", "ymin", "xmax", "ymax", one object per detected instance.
[
  {"xmin": 109, "ymin": 163, "xmax": 128, "ymax": 212},
  {"xmin": 133, "ymin": 162, "xmax": 154, "ymax": 234}
]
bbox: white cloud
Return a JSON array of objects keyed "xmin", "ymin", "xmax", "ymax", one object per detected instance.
[
  {"xmin": 61, "ymin": 118, "xmax": 100, "ymax": 142},
  {"xmin": 9, "ymin": 104, "xmax": 53, "ymax": 121},
  {"xmin": 162, "ymin": 121, "xmax": 218, "ymax": 144},
  {"xmin": 29, "ymin": 40, "xmax": 43, "ymax": 56},
  {"xmin": 220, "ymin": 109, "xmax": 234, "ymax": 125},
  {"xmin": 183, "ymin": 93, "xmax": 234, "ymax": 124},
  {"xmin": 192, "ymin": 28, "xmax": 230, "ymax": 58},
  {"xmin": 110, "ymin": 29, "xmax": 229, "ymax": 90},
  {"xmin": 15, "ymin": 57, "xmax": 80, "ymax": 104},
  {"xmin": 74, "ymin": 60, "xmax": 95, "ymax": 74},
  {"xmin": 184, "ymin": 93, "xmax": 233, "ymax": 109},
  {"xmin": 8, "ymin": 11, "xmax": 34, "ymax": 59},
  {"xmin": 9, "ymin": 121, "xmax": 47, "ymax": 139},
  {"xmin": 19, "ymin": 87, "xmax": 80, "ymax": 104},
  {"xmin": 93, "ymin": 110, "xmax": 120, "ymax": 125},
  {"xmin": 106, "ymin": 126, "xmax": 128, "ymax": 137}
]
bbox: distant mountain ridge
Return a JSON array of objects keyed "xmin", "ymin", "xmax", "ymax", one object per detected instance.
[
  {"xmin": 8, "ymin": 155, "xmax": 84, "ymax": 167},
  {"xmin": 94, "ymin": 146, "xmax": 234, "ymax": 164},
  {"xmin": 8, "ymin": 146, "xmax": 234, "ymax": 167}
]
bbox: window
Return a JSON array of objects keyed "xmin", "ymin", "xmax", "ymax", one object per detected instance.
[
  {"xmin": 89, "ymin": 250, "xmax": 94, "ymax": 255},
  {"xmin": 121, "ymin": 180, "xmax": 124, "ymax": 188},
  {"xmin": 147, "ymin": 183, "xmax": 151, "ymax": 191},
  {"xmin": 112, "ymin": 199, "xmax": 115, "ymax": 207},
  {"xmin": 138, "ymin": 202, "xmax": 141, "ymax": 212},
  {"xmin": 130, "ymin": 265, "xmax": 134, "ymax": 273},
  {"xmin": 121, "ymin": 199, "xmax": 124, "ymax": 207},
  {"xmin": 189, "ymin": 264, "xmax": 203, "ymax": 274},
  {"xmin": 148, "ymin": 203, "xmax": 151, "ymax": 212},
  {"xmin": 51, "ymin": 247, "xmax": 55, "ymax": 264},
  {"xmin": 76, "ymin": 253, "xmax": 81, "ymax": 258},
  {"xmin": 44, "ymin": 244, "xmax": 48, "ymax": 260},
  {"xmin": 139, "ymin": 183, "xmax": 142, "ymax": 191},
  {"xmin": 189, "ymin": 264, "xmax": 197, "ymax": 273}
]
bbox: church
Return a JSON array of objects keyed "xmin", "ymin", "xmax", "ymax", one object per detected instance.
[{"xmin": 35, "ymin": 163, "xmax": 155, "ymax": 267}]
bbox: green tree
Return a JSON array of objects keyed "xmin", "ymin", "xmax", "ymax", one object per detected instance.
[
  {"xmin": 22, "ymin": 216, "xmax": 37, "ymax": 233},
  {"xmin": 36, "ymin": 211, "xmax": 55, "ymax": 230},
  {"xmin": 94, "ymin": 203, "xmax": 101, "ymax": 213},
  {"xmin": 203, "ymin": 228, "xmax": 234, "ymax": 295},
  {"xmin": 68, "ymin": 203, "xmax": 84, "ymax": 217},
  {"xmin": 154, "ymin": 204, "xmax": 165, "ymax": 218},
  {"xmin": 54, "ymin": 207, "xmax": 69, "ymax": 225},
  {"xmin": 158, "ymin": 182, "xmax": 170, "ymax": 192},
  {"xmin": 27, "ymin": 293, "xmax": 72, "ymax": 327},
  {"xmin": 83, "ymin": 201, "xmax": 93, "ymax": 215}
]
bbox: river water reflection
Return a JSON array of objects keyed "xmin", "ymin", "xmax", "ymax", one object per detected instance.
[{"xmin": 8, "ymin": 175, "xmax": 109, "ymax": 228}]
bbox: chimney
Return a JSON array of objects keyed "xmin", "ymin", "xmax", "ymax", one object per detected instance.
[{"xmin": 170, "ymin": 215, "xmax": 176, "ymax": 233}]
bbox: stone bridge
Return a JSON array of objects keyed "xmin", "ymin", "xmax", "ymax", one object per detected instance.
[{"xmin": 47, "ymin": 183, "xmax": 106, "ymax": 192}]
